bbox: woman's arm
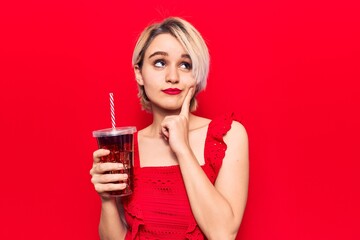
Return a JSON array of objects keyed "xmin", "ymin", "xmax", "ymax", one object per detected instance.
[
  {"xmin": 99, "ymin": 198, "xmax": 127, "ymax": 240},
  {"xmin": 177, "ymin": 121, "xmax": 249, "ymax": 239},
  {"xmin": 90, "ymin": 149, "xmax": 129, "ymax": 240},
  {"xmin": 161, "ymin": 89, "xmax": 249, "ymax": 239}
]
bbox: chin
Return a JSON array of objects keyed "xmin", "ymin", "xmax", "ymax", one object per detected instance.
[
  {"xmin": 161, "ymin": 100, "xmax": 181, "ymax": 108},
  {"xmin": 164, "ymin": 106, "xmax": 181, "ymax": 111},
  {"xmin": 158, "ymin": 103, "xmax": 182, "ymax": 112}
]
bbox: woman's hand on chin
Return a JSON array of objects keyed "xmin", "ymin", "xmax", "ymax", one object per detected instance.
[{"xmin": 160, "ymin": 87, "xmax": 194, "ymax": 155}]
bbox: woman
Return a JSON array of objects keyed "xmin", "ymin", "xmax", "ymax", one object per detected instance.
[{"xmin": 90, "ymin": 17, "xmax": 249, "ymax": 239}]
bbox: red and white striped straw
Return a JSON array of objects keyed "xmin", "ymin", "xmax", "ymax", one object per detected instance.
[{"xmin": 109, "ymin": 93, "xmax": 116, "ymax": 129}]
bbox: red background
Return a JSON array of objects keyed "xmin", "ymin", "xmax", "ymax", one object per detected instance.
[{"xmin": 1, "ymin": 0, "xmax": 359, "ymax": 239}]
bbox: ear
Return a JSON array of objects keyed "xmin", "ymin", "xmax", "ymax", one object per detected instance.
[{"xmin": 134, "ymin": 65, "xmax": 144, "ymax": 85}]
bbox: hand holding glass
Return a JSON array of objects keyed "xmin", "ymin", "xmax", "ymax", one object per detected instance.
[{"xmin": 93, "ymin": 127, "xmax": 136, "ymax": 197}]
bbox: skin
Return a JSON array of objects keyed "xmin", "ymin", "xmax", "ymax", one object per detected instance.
[{"xmin": 90, "ymin": 33, "xmax": 249, "ymax": 240}]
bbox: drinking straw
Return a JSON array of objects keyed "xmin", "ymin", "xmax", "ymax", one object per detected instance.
[{"xmin": 109, "ymin": 93, "xmax": 116, "ymax": 129}]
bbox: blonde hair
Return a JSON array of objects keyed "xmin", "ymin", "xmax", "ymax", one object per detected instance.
[{"xmin": 132, "ymin": 17, "xmax": 210, "ymax": 111}]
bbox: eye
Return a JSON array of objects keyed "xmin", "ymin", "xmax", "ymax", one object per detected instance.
[
  {"xmin": 154, "ymin": 60, "xmax": 165, "ymax": 68},
  {"xmin": 179, "ymin": 62, "xmax": 192, "ymax": 70}
]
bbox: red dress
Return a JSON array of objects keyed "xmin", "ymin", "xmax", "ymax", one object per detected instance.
[{"xmin": 121, "ymin": 113, "xmax": 237, "ymax": 240}]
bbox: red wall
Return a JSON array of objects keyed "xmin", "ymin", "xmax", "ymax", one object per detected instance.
[{"xmin": 1, "ymin": 1, "xmax": 359, "ymax": 239}]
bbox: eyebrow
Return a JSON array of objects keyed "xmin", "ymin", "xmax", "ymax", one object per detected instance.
[{"xmin": 148, "ymin": 51, "xmax": 191, "ymax": 60}]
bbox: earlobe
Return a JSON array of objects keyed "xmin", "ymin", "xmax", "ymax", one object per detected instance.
[{"xmin": 134, "ymin": 65, "xmax": 144, "ymax": 85}]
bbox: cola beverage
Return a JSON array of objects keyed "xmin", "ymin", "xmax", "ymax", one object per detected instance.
[{"xmin": 93, "ymin": 127, "xmax": 136, "ymax": 197}]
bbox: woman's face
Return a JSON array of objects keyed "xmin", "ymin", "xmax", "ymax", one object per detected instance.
[{"xmin": 136, "ymin": 33, "xmax": 196, "ymax": 112}]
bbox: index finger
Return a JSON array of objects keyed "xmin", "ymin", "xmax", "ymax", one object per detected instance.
[
  {"xmin": 93, "ymin": 149, "xmax": 110, "ymax": 163},
  {"xmin": 180, "ymin": 87, "xmax": 194, "ymax": 117}
]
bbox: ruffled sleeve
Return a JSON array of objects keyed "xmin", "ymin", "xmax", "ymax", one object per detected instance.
[
  {"xmin": 185, "ymin": 222, "xmax": 205, "ymax": 240},
  {"xmin": 122, "ymin": 165, "xmax": 145, "ymax": 240},
  {"xmin": 123, "ymin": 198, "xmax": 144, "ymax": 240},
  {"xmin": 204, "ymin": 112, "xmax": 239, "ymax": 182}
]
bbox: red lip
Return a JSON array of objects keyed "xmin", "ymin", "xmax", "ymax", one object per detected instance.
[{"xmin": 162, "ymin": 88, "xmax": 182, "ymax": 95}]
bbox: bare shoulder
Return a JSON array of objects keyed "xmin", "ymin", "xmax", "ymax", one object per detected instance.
[
  {"xmin": 224, "ymin": 121, "xmax": 248, "ymax": 146},
  {"xmin": 222, "ymin": 121, "xmax": 249, "ymax": 166}
]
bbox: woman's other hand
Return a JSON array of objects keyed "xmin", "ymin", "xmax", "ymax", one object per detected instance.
[{"xmin": 90, "ymin": 149, "xmax": 128, "ymax": 200}]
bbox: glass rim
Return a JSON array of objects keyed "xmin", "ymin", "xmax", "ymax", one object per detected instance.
[{"xmin": 92, "ymin": 126, "xmax": 137, "ymax": 137}]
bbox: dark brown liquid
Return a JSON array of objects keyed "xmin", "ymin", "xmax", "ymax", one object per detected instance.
[{"xmin": 97, "ymin": 134, "xmax": 133, "ymax": 197}]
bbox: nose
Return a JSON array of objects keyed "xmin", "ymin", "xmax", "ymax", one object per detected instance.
[{"xmin": 165, "ymin": 65, "xmax": 179, "ymax": 84}]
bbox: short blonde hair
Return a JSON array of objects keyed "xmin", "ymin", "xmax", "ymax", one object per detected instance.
[{"xmin": 132, "ymin": 17, "xmax": 210, "ymax": 111}]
